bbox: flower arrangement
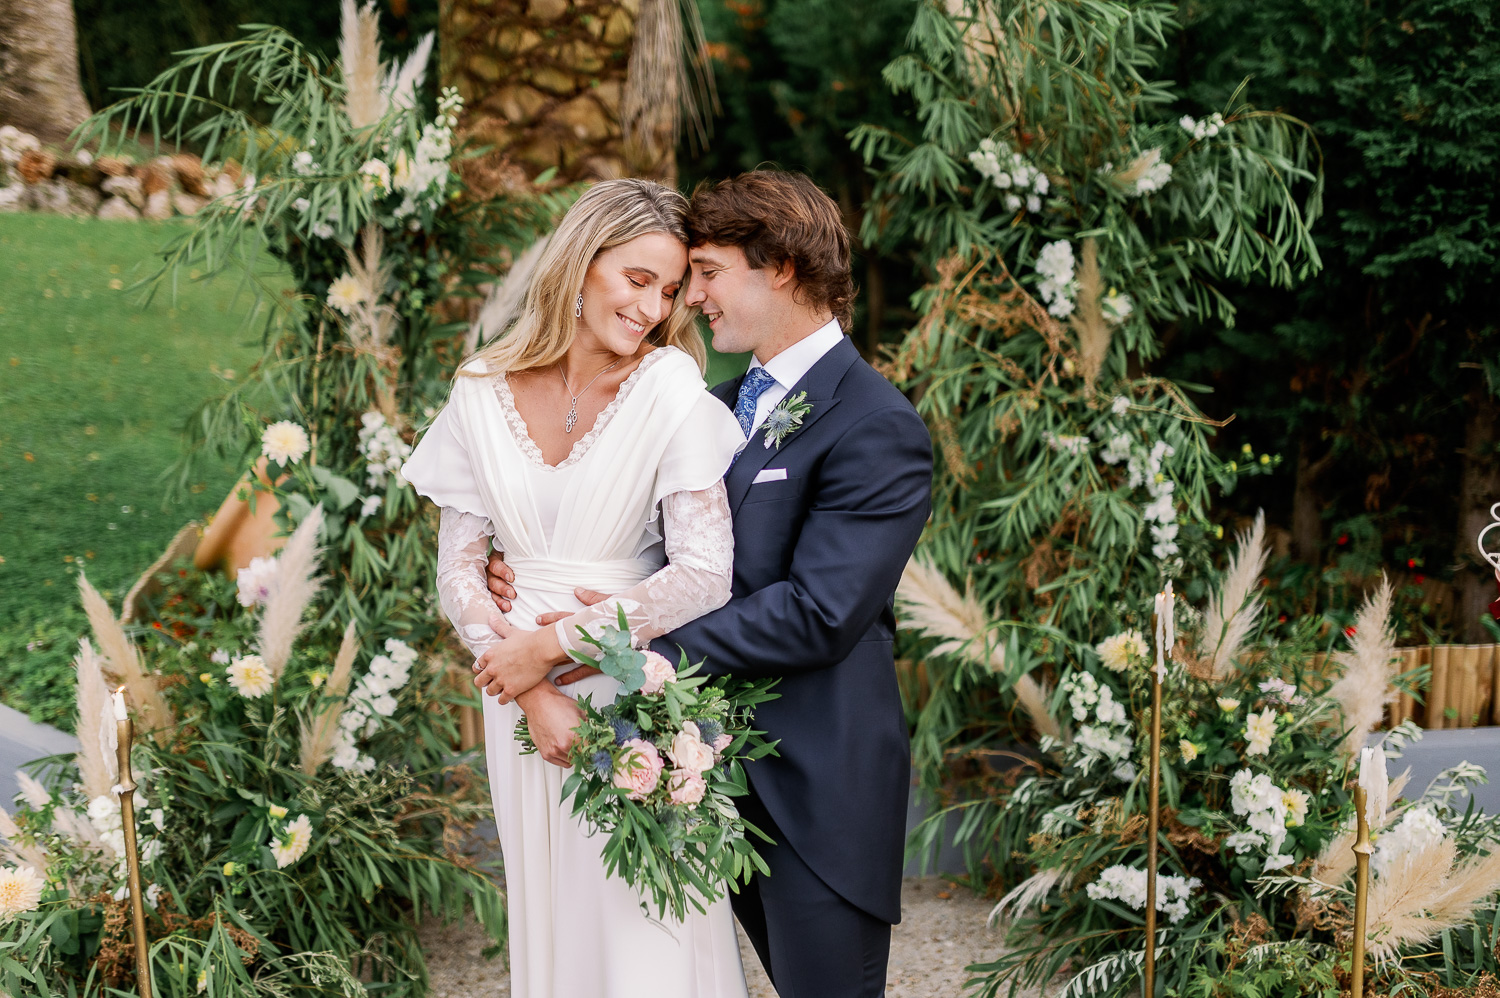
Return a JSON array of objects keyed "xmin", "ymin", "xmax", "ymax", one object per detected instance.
[
  {"xmin": 906, "ymin": 518, "xmax": 1500, "ymax": 996},
  {"xmin": 0, "ymin": 509, "xmax": 501, "ymax": 995},
  {"xmin": 515, "ymin": 610, "xmax": 779, "ymax": 922}
]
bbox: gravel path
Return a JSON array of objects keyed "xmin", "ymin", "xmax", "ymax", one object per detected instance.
[{"xmin": 418, "ymin": 876, "xmax": 1006, "ymax": 997}]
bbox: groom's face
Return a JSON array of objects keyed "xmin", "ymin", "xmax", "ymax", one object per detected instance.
[{"xmin": 685, "ymin": 243, "xmax": 780, "ymax": 357}]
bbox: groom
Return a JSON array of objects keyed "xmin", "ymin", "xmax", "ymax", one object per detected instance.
[{"xmin": 488, "ymin": 170, "xmax": 932, "ymax": 997}]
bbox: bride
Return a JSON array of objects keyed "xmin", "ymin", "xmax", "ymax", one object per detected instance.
[{"xmin": 401, "ymin": 179, "xmax": 748, "ymax": 997}]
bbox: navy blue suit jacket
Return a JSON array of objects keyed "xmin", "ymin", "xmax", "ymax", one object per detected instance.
[{"xmin": 650, "ymin": 336, "xmax": 932, "ymax": 925}]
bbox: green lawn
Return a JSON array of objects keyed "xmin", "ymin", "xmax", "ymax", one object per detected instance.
[{"xmin": 0, "ymin": 214, "xmax": 266, "ymax": 726}]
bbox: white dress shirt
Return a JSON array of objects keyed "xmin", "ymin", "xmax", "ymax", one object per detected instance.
[{"xmin": 744, "ymin": 318, "xmax": 846, "ymax": 434}]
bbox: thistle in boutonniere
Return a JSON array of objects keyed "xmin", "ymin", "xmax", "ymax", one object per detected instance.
[{"xmin": 763, "ymin": 391, "xmax": 813, "ymax": 450}]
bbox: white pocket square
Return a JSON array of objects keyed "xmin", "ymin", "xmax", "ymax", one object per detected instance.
[{"xmin": 752, "ymin": 468, "xmax": 788, "ymax": 484}]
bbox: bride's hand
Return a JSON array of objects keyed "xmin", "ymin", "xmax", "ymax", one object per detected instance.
[
  {"xmin": 516, "ymin": 683, "xmax": 583, "ymax": 767},
  {"xmin": 536, "ymin": 588, "xmax": 611, "ymax": 687},
  {"xmin": 474, "ymin": 614, "xmax": 566, "ymax": 704}
]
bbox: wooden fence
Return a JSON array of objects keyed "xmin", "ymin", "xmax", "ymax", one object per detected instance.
[{"xmin": 1387, "ymin": 644, "xmax": 1500, "ymax": 730}]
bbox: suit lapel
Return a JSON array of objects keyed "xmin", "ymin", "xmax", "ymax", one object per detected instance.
[{"xmin": 725, "ymin": 337, "xmax": 859, "ymax": 513}]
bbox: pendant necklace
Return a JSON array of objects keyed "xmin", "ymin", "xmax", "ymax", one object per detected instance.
[{"xmin": 559, "ymin": 359, "xmax": 622, "ymax": 433}]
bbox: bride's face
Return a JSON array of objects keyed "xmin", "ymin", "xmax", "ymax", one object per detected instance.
[{"xmin": 576, "ymin": 232, "xmax": 687, "ymax": 357}]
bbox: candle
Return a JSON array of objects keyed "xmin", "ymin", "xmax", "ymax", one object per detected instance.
[
  {"xmin": 113, "ymin": 687, "xmax": 128, "ymax": 721},
  {"xmin": 1358, "ymin": 745, "xmax": 1388, "ymax": 828}
]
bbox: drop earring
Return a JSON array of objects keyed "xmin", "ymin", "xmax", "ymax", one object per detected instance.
[{"xmin": 575, "ymin": 294, "xmax": 583, "ymax": 318}]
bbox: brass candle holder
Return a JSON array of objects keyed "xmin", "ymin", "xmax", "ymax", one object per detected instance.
[
  {"xmin": 1143, "ymin": 661, "xmax": 1163, "ymax": 998},
  {"xmin": 114, "ymin": 690, "xmax": 153, "ymax": 998},
  {"xmin": 1350, "ymin": 785, "xmax": 1372, "ymax": 997},
  {"xmin": 1144, "ymin": 584, "xmax": 1172, "ymax": 998}
]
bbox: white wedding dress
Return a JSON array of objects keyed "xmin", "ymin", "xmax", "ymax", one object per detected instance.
[{"xmin": 401, "ymin": 345, "xmax": 750, "ymax": 998}]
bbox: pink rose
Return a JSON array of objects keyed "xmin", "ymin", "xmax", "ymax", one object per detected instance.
[
  {"xmin": 667, "ymin": 767, "xmax": 707, "ymax": 805},
  {"xmin": 669, "ymin": 721, "xmax": 716, "ymax": 775},
  {"xmin": 712, "ymin": 733, "xmax": 733, "ymax": 754},
  {"xmin": 639, "ymin": 651, "xmax": 676, "ymax": 695},
  {"xmin": 612, "ymin": 739, "xmax": 664, "ymax": 800}
]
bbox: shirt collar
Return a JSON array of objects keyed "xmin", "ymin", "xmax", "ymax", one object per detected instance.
[{"xmin": 749, "ymin": 318, "xmax": 846, "ymax": 389}]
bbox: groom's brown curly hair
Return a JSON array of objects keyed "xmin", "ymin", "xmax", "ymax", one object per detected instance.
[{"xmin": 686, "ymin": 170, "xmax": 855, "ymax": 329}]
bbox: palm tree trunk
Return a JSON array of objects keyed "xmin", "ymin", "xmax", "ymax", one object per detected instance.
[
  {"xmin": 440, "ymin": 0, "xmax": 676, "ymax": 193},
  {"xmin": 0, "ymin": 0, "xmax": 91, "ymax": 145}
]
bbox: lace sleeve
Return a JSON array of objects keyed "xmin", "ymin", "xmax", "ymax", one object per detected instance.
[
  {"xmin": 436, "ymin": 507, "xmax": 503, "ymax": 662},
  {"xmin": 555, "ymin": 483, "xmax": 734, "ymax": 657}
]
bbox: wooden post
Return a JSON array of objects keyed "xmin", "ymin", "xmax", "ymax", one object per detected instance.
[{"xmin": 1430, "ymin": 645, "xmax": 1452, "ymax": 729}]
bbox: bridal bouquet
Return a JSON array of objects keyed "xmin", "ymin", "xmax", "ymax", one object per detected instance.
[{"xmin": 515, "ymin": 609, "xmax": 780, "ymax": 921}]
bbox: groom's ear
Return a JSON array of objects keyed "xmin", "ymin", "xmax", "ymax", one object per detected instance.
[{"xmin": 769, "ymin": 258, "xmax": 798, "ymax": 293}]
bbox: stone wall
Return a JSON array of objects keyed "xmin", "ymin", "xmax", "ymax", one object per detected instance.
[
  {"xmin": 441, "ymin": 0, "xmax": 670, "ymax": 195},
  {"xmin": 0, "ymin": 125, "xmax": 239, "ymax": 220}
]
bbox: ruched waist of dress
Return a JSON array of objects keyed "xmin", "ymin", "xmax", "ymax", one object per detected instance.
[{"xmin": 502, "ymin": 555, "xmax": 660, "ymax": 600}]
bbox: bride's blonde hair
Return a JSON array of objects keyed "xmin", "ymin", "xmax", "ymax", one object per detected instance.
[{"xmin": 465, "ymin": 179, "xmax": 705, "ymax": 377}]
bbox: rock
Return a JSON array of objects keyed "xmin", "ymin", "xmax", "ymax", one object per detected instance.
[
  {"xmin": 525, "ymin": 0, "xmax": 569, "ymax": 21},
  {"xmin": 512, "ymin": 135, "xmax": 563, "ymax": 174},
  {"xmin": 493, "ymin": 85, "xmax": 549, "ymax": 125},
  {"xmin": 46, "ymin": 177, "xmax": 101, "ymax": 217},
  {"xmin": 138, "ymin": 162, "xmax": 174, "ymax": 197},
  {"xmin": 602, "ymin": 7, "xmax": 634, "ymax": 46},
  {"xmin": 593, "ymin": 79, "xmax": 624, "ymax": 116},
  {"xmin": 530, "ymin": 66, "xmax": 576, "ymax": 96},
  {"xmin": 170, "ymin": 154, "xmax": 208, "ymax": 196},
  {"xmin": 95, "ymin": 156, "xmax": 131, "ymax": 177},
  {"xmin": 553, "ymin": 94, "xmax": 613, "ymax": 142},
  {"xmin": 495, "ymin": 26, "xmax": 542, "ymax": 55},
  {"xmin": 16, "ymin": 148, "xmax": 57, "ymax": 184},
  {"xmin": 97, "ymin": 196, "xmax": 141, "ymax": 220},
  {"xmin": 101, "ymin": 174, "xmax": 145, "ymax": 208},
  {"xmin": 172, "ymin": 192, "xmax": 206, "ymax": 216},
  {"xmin": 143, "ymin": 189, "xmax": 172, "ymax": 220},
  {"xmin": 469, "ymin": 53, "xmax": 504, "ymax": 83},
  {"xmin": 561, "ymin": 40, "xmax": 605, "ymax": 74}
]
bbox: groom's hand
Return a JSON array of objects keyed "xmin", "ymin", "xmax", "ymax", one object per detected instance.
[
  {"xmin": 486, "ymin": 551, "xmax": 516, "ymax": 613},
  {"xmin": 539, "ymin": 588, "xmax": 611, "ymax": 687}
]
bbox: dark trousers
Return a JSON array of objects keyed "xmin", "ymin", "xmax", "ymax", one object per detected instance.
[{"xmin": 731, "ymin": 790, "xmax": 893, "ymax": 998}]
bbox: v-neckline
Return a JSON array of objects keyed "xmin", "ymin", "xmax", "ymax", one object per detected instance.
[{"xmin": 493, "ymin": 347, "xmax": 672, "ymax": 470}]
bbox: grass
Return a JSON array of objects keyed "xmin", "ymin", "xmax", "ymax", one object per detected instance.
[{"xmin": 0, "ymin": 214, "xmax": 267, "ymax": 728}]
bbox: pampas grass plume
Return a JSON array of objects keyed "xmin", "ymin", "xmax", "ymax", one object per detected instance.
[
  {"xmin": 381, "ymin": 31, "xmax": 432, "ymax": 112},
  {"xmin": 0, "ymin": 805, "xmax": 49, "ymax": 874},
  {"xmin": 258, "ymin": 504, "xmax": 326, "ymax": 681},
  {"xmin": 73, "ymin": 637, "xmax": 119, "ymax": 799},
  {"xmin": 299, "ymin": 621, "xmax": 359, "ymax": 775},
  {"xmin": 897, "ymin": 557, "xmax": 1060, "ymax": 740},
  {"xmin": 1197, "ymin": 511, "xmax": 1267, "ymax": 680},
  {"xmin": 340, "ymin": 0, "xmax": 384, "ymax": 129},
  {"xmin": 77, "ymin": 576, "xmax": 172, "ymax": 741},
  {"xmin": 1327, "ymin": 576, "xmax": 1397, "ymax": 756},
  {"xmin": 1366, "ymin": 836, "xmax": 1457, "ymax": 964},
  {"xmin": 1067, "ymin": 238, "xmax": 1111, "ymax": 393},
  {"xmin": 989, "ymin": 868, "xmax": 1067, "ymax": 926}
]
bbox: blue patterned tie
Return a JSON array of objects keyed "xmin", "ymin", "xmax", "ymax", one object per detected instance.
[{"xmin": 732, "ymin": 368, "xmax": 779, "ymax": 438}]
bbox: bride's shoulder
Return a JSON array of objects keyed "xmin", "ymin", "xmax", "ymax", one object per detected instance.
[{"xmin": 637, "ymin": 345, "xmax": 706, "ymax": 389}]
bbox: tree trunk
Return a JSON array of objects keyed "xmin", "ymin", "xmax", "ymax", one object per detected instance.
[
  {"xmin": 0, "ymin": 0, "xmax": 91, "ymax": 145},
  {"xmin": 1292, "ymin": 436, "xmax": 1332, "ymax": 565},
  {"xmin": 440, "ymin": 0, "xmax": 672, "ymax": 195},
  {"xmin": 1453, "ymin": 385, "xmax": 1500, "ymax": 642}
]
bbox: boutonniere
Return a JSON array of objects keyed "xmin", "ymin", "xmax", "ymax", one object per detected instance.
[{"xmin": 763, "ymin": 391, "xmax": 813, "ymax": 450}]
